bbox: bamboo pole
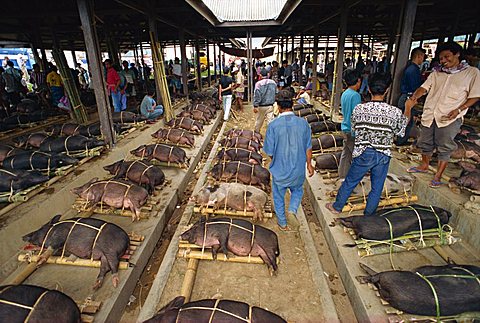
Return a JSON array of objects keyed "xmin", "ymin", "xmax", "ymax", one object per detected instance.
[
  {"xmin": 180, "ymin": 258, "xmax": 199, "ymax": 303},
  {"xmin": 358, "ymin": 237, "xmax": 451, "ymax": 257},
  {"xmin": 177, "ymin": 249, "xmax": 266, "ymax": 264},
  {"xmin": 341, "ymin": 195, "xmax": 418, "ymax": 212},
  {"xmin": 149, "ymin": 159, "xmax": 188, "ymax": 169},
  {"xmin": 7, "ymin": 248, "xmax": 54, "ymax": 285},
  {"xmin": 193, "ymin": 206, "xmax": 273, "ymax": 218},
  {"xmin": 17, "ymin": 254, "xmax": 129, "ymax": 269}
]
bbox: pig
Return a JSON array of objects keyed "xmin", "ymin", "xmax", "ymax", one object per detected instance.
[
  {"xmin": 177, "ymin": 110, "xmax": 211, "ymax": 124},
  {"xmin": 39, "ymin": 135, "xmax": 105, "ymax": 154},
  {"xmin": 165, "ymin": 117, "xmax": 203, "ymax": 134},
  {"xmin": 304, "ymin": 113, "xmax": 330, "ymax": 124},
  {"xmin": 192, "ymin": 183, "xmax": 268, "ymax": 221},
  {"xmin": 357, "ymin": 263, "xmax": 480, "ymax": 317},
  {"xmin": 45, "ymin": 123, "xmax": 82, "ymax": 136},
  {"xmin": 71, "ymin": 178, "xmax": 149, "ymax": 221},
  {"xmin": 225, "ymin": 129, "xmax": 263, "ymax": 143},
  {"xmin": 312, "ymin": 134, "xmax": 344, "ymax": 152},
  {"xmin": 338, "ymin": 204, "xmax": 451, "ymax": 240},
  {"xmin": 186, "ymin": 103, "xmax": 216, "ymax": 117},
  {"xmin": 151, "ymin": 128, "xmax": 195, "ymax": 148},
  {"xmin": 449, "ymin": 161, "xmax": 480, "ymax": 191},
  {"xmin": 0, "ymin": 144, "xmax": 26, "ymax": 163},
  {"xmin": 335, "ymin": 173, "xmax": 415, "ymax": 198},
  {"xmin": 0, "ymin": 284, "xmax": 80, "ymax": 322},
  {"xmin": 310, "ymin": 120, "xmax": 341, "ymax": 134},
  {"xmin": 219, "ymin": 137, "xmax": 261, "ymax": 153},
  {"xmin": 13, "ymin": 133, "xmax": 51, "ymax": 148},
  {"xmin": 103, "ymin": 159, "xmax": 165, "ymax": 194},
  {"xmin": 112, "ymin": 111, "xmax": 147, "ymax": 123},
  {"xmin": 78, "ymin": 123, "xmax": 124, "ymax": 137},
  {"xmin": 216, "ymin": 148, "xmax": 263, "ymax": 165},
  {"xmin": 23, "ymin": 215, "xmax": 129, "ymax": 289},
  {"xmin": 143, "ymin": 296, "xmax": 286, "ymax": 323},
  {"xmin": 16, "ymin": 98, "xmax": 40, "ymax": 113},
  {"xmin": 3, "ymin": 111, "xmax": 56, "ymax": 125},
  {"xmin": 294, "ymin": 108, "xmax": 321, "ymax": 117},
  {"xmin": 130, "ymin": 144, "xmax": 189, "ymax": 167},
  {"xmin": 0, "ymin": 169, "xmax": 49, "ymax": 192},
  {"xmin": 293, "ymin": 103, "xmax": 313, "ymax": 111},
  {"xmin": 3, "ymin": 151, "xmax": 78, "ymax": 172},
  {"xmin": 450, "ymin": 140, "xmax": 480, "ymax": 162},
  {"xmin": 210, "ymin": 161, "xmax": 270, "ymax": 191},
  {"xmin": 181, "ymin": 217, "xmax": 279, "ymax": 272},
  {"xmin": 315, "ymin": 151, "xmax": 342, "ymax": 171}
]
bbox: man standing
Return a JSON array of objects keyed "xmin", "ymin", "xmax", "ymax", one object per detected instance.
[
  {"xmin": 279, "ymin": 60, "xmax": 293, "ymax": 87},
  {"xmin": 46, "ymin": 65, "xmax": 63, "ymax": 107},
  {"xmin": 104, "ymin": 59, "xmax": 122, "ymax": 112},
  {"xmin": 395, "ymin": 47, "xmax": 426, "ymax": 145},
  {"xmin": 3, "ymin": 61, "xmax": 23, "ymax": 109},
  {"xmin": 30, "ymin": 64, "xmax": 50, "ymax": 108},
  {"xmin": 338, "ymin": 69, "xmax": 362, "ymax": 178},
  {"xmin": 326, "ymin": 73, "xmax": 410, "ymax": 216},
  {"xmin": 253, "ymin": 69, "xmax": 277, "ymax": 132},
  {"xmin": 218, "ymin": 67, "xmax": 235, "ymax": 122},
  {"xmin": 264, "ymin": 89, "xmax": 314, "ymax": 231},
  {"xmin": 169, "ymin": 57, "xmax": 182, "ymax": 96},
  {"xmin": 406, "ymin": 42, "xmax": 480, "ymax": 188},
  {"xmin": 232, "ymin": 67, "xmax": 245, "ymax": 112}
]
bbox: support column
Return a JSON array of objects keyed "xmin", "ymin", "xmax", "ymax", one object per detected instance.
[
  {"xmin": 324, "ymin": 35, "xmax": 329, "ymax": 72},
  {"xmin": 468, "ymin": 33, "xmax": 475, "ymax": 49},
  {"xmin": 179, "ymin": 29, "xmax": 189, "ymax": 98},
  {"xmin": 206, "ymin": 39, "xmax": 211, "ymax": 87},
  {"xmin": 194, "ymin": 36, "xmax": 202, "ymax": 91},
  {"xmin": 331, "ymin": 4, "xmax": 348, "ymax": 112},
  {"xmin": 299, "ymin": 34, "xmax": 304, "ymax": 85},
  {"xmin": 390, "ymin": 0, "xmax": 418, "ymax": 105},
  {"xmin": 148, "ymin": 16, "xmax": 163, "ymax": 103},
  {"xmin": 312, "ymin": 26, "xmax": 319, "ymax": 98},
  {"xmin": 31, "ymin": 44, "xmax": 43, "ymax": 70},
  {"xmin": 291, "ymin": 36, "xmax": 295, "ymax": 63},
  {"xmin": 213, "ymin": 41, "xmax": 217, "ymax": 82},
  {"xmin": 77, "ymin": 0, "xmax": 115, "ymax": 147}
]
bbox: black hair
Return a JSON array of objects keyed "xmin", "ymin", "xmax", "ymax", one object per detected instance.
[
  {"xmin": 277, "ymin": 100, "xmax": 293, "ymax": 110},
  {"xmin": 33, "ymin": 63, "xmax": 39, "ymax": 69},
  {"xmin": 282, "ymin": 60, "xmax": 288, "ymax": 65},
  {"xmin": 343, "ymin": 69, "xmax": 361, "ymax": 86},
  {"xmin": 410, "ymin": 47, "xmax": 426, "ymax": 60},
  {"xmin": 6, "ymin": 61, "xmax": 14, "ymax": 67},
  {"xmin": 223, "ymin": 66, "xmax": 230, "ymax": 74},
  {"xmin": 436, "ymin": 41, "xmax": 464, "ymax": 60},
  {"xmin": 368, "ymin": 73, "xmax": 392, "ymax": 95},
  {"xmin": 147, "ymin": 87, "xmax": 156, "ymax": 96},
  {"xmin": 104, "ymin": 59, "xmax": 112, "ymax": 65}
]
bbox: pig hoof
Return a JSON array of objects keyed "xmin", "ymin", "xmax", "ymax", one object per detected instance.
[
  {"xmin": 92, "ymin": 279, "xmax": 103, "ymax": 290},
  {"xmin": 112, "ymin": 274, "xmax": 120, "ymax": 288}
]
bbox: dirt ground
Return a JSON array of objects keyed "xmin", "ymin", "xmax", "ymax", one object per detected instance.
[{"xmin": 123, "ymin": 103, "xmax": 358, "ymax": 322}]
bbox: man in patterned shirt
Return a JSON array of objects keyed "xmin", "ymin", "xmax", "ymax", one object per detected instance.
[{"xmin": 326, "ymin": 73, "xmax": 411, "ymax": 216}]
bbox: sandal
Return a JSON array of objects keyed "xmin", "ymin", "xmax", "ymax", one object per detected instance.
[
  {"xmin": 325, "ymin": 202, "xmax": 341, "ymax": 214},
  {"xmin": 407, "ymin": 167, "xmax": 428, "ymax": 174},
  {"xmin": 429, "ymin": 180, "xmax": 444, "ymax": 188},
  {"xmin": 277, "ymin": 224, "xmax": 291, "ymax": 232}
]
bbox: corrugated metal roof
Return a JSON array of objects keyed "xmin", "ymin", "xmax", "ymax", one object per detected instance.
[{"xmin": 202, "ymin": 0, "xmax": 288, "ymax": 22}]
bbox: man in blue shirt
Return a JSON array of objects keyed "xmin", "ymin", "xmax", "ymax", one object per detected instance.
[
  {"xmin": 140, "ymin": 88, "xmax": 164, "ymax": 120},
  {"xmin": 338, "ymin": 69, "xmax": 362, "ymax": 178},
  {"xmin": 263, "ymin": 88, "xmax": 314, "ymax": 231},
  {"xmin": 396, "ymin": 48, "xmax": 425, "ymax": 145}
]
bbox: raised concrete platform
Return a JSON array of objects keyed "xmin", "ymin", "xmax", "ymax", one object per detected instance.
[
  {"xmin": 138, "ymin": 123, "xmax": 340, "ymax": 323},
  {"xmin": 305, "ymin": 160, "xmax": 479, "ymax": 323},
  {"xmin": 1, "ymin": 107, "xmax": 221, "ymax": 323}
]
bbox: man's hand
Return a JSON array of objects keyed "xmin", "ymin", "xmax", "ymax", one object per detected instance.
[
  {"xmin": 405, "ymin": 97, "xmax": 417, "ymax": 111},
  {"xmin": 446, "ymin": 108, "xmax": 461, "ymax": 120},
  {"xmin": 253, "ymin": 107, "xmax": 258, "ymax": 113},
  {"xmin": 307, "ymin": 163, "xmax": 315, "ymax": 177}
]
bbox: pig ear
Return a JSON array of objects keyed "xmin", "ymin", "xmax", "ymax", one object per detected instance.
[{"xmin": 49, "ymin": 214, "xmax": 62, "ymax": 225}]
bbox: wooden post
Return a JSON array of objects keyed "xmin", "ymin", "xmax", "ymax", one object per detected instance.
[
  {"xmin": 468, "ymin": 33, "xmax": 475, "ymax": 49},
  {"xmin": 331, "ymin": 4, "xmax": 348, "ymax": 112},
  {"xmin": 194, "ymin": 36, "xmax": 202, "ymax": 91},
  {"xmin": 71, "ymin": 48, "xmax": 76, "ymax": 66},
  {"xmin": 324, "ymin": 35, "xmax": 329, "ymax": 72},
  {"xmin": 368, "ymin": 35, "xmax": 373, "ymax": 59},
  {"xmin": 390, "ymin": 0, "xmax": 418, "ymax": 105},
  {"xmin": 213, "ymin": 41, "xmax": 217, "ymax": 82},
  {"xmin": 179, "ymin": 29, "xmax": 189, "ymax": 97},
  {"xmin": 206, "ymin": 39, "xmax": 211, "ymax": 87},
  {"xmin": 312, "ymin": 26, "xmax": 319, "ymax": 98},
  {"xmin": 285, "ymin": 37, "xmax": 289, "ymax": 63},
  {"xmin": 31, "ymin": 44, "xmax": 43, "ymax": 71},
  {"xmin": 77, "ymin": 0, "xmax": 115, "ymax": 148},
  {"xmin": 246, "ymin": 30, "xmax": 252, "ymax": 102},
  {"xmin": 280, "ymin": 38, "xmax": 284, "ymax": 61},
  {"xmin": 148, "ymin": 16, "xmax": 163, "ymax": 103},
  {"xmin": 291, "ymin": 36, "xmax": 295, "ymax": 63},
  {"xmin": 299, "ymin": 34, "xmax": 304, "ymax": 85}
]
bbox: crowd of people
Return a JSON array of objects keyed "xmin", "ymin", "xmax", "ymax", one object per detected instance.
[{"xmin": 218, "ymin": 41, "xmax": 480, "ymax": 231}]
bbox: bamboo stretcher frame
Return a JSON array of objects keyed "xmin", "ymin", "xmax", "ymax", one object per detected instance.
[
  {"xmin": 72, "ymin": 197, "xmax": 152, "ymax": 219},
  {"xmin": 193, "ymin": 201, "xmax": 273, "ymax": 218}
]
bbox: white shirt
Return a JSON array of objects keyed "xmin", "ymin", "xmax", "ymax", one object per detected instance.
[{"xmin": 171, "ymin": 64, "xmax": 182, "ymax": 76}]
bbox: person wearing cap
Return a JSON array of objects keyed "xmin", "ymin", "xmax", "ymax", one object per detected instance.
[
  {"xmin": 253, "ymin": 69, "xmax": 277, "ymax": 132},
  {"xmin": 263, "ymin": 88, "xmax": 315, "ymax": 231},
  {"xmin": 219, "ymin": 66, "xmax": 236, "ymax": 121},
  {"xmin": 232, "ymin": 66, "xmax": 245, "ymax": 112}
]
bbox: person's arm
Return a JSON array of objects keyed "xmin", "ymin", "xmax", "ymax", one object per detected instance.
[
  {"xmin": 218, "ymin": 84, "xmax": 223, "ymax": 100},
  {"xmin": 253, "ymin": 85, "xmax": 262, "ymax": 113},
  {"xmin": 307, "ymin": 148, "xmax": 314, "ymax": 177},
  {"xmin": 446, "ymin": 97, "xmax": 480, "ymax": 120}
]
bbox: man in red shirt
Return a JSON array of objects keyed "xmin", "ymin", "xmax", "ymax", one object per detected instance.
[{"xmin": 104, "ymin": 59, "xmax": 121, "ymax": 112}]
